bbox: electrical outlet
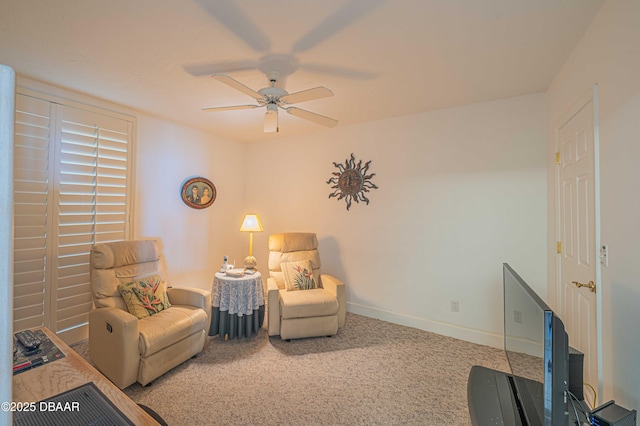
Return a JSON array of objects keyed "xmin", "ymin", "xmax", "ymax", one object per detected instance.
[
  {"xmin": 451, "ymin": 300, "xmax": 460, "ymax": 312},
  {"xmin": 514, "ymin": 310, "xmax": 523, "ymax": 324}
]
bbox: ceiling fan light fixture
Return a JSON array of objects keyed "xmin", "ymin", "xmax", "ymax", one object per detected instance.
[{"xmin": 264, "ymin": 104, "xmax": 278, "ymax": 133}]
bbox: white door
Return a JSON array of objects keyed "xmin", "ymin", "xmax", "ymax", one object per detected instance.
[{"xmin": 557, "ymin": 98, "xmax": 599, "ymax": 399}]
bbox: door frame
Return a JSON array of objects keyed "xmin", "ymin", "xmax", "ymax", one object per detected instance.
[
  {"xmin": 552, "ymin": 84, "xmax": 603, "ymax": 402},
  {"xmin": 0, "ymin": 64, "xmax": 16, "ymax": 426}
]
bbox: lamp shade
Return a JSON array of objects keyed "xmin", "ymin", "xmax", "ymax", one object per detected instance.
[{"xmin": 240, "ymin": 214, "xmax": 263, "ymax": 232}]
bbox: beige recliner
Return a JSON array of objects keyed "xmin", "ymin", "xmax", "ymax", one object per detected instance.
[
  {"xmin": 89, "ymin": 239, "xmax": 211, "ymax": 389},
  {"xmin": 267, "ymin": 233, "xmax": 346, "ymax": 340}
]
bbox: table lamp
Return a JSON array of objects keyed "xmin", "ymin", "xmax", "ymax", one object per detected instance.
[{"xmin": 240, "ymin": 213, "xmax": 263, "ymax": 270}]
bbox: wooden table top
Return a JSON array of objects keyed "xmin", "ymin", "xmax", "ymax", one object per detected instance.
[{"xmin": 12, "ymin": 327, "xmax": 160, "ymax": 425}]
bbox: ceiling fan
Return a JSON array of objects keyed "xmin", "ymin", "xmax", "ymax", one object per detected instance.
[{"xmin": 203, "ymin": 73, "xmax": 338, "ymax": 133}]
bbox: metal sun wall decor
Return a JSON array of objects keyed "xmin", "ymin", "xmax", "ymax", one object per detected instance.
[{"xmin": 326, "ymin": 153, "xmax": 378, "ymax": 210}]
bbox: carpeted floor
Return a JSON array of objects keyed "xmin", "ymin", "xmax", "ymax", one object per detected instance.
[{"xmin": 72, "ymin": 313, "xmax": 509, "ymax": 426}]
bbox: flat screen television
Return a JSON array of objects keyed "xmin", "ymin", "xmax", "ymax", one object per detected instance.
[{"xmin": 503, "ymin": 263, "xmax": 569, "ymax": 425}]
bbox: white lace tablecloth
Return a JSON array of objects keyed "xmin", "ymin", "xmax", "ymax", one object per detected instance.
[{"xmin": 212, "ymin": 271, "xmax": 264, "ymax": 316}]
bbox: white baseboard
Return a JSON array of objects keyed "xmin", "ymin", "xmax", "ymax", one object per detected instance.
[{"xmin": 347, "ymin": 302, "xmax": 503, "ymax": 350}]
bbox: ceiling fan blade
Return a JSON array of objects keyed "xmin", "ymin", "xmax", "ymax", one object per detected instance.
[
  {"xmin": 202, "ymin": 105, "xmax": 259, "ymax": 112},
  {"xmin": 285, "ymin": 107, "xmax": 338, "ymax": 128},
  {"xmin": 194, "ymin": 0, "xmax": 270, "ymax": 52},
  {"xmin": 280, "ymin": 87, "xmax": 333, "ymax": 105},
  {"xmin": 300, "ymin": 63, "xmax": 376, "ymax": 80},
  {"xmin": 212, "ymin": 74, "xmax": 263, "ymax": 101},
  {"xmin": 291, "ymin": 0, "xmax": 386, "ymax": 53},
  {"xmin": 183, "ymin": 60, "xmax": 259, "ymax": 77}
]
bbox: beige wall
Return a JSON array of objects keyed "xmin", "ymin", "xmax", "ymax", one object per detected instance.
[
  {"xmin": 245, "ymin": 93, "xmax": 547, "ymax": 347},
  {"xmin": 133, "ymin": 114, "xmax": 247, "ymax": 291},
  {"xmin": 547, "ymin": 0, "xmax": 640, "ymax": 409}
]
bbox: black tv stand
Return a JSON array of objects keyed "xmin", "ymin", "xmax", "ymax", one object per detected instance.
[
  {"xmin": 468, "ymin": 365, "xmax": 588, "ymax": 425},
  {"xmin": 468, "ymin": 365, "xmax": 524, "ymax": 425}
]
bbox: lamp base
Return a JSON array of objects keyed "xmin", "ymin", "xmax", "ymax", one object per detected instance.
[{"xmin": 243, "ymin": 255, "xmax": 257, "ymax": 270}]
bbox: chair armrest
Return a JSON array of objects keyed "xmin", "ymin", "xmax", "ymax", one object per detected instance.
[
  {"xmin": 167, "ymin": 287, "xmax": 211, "ymax": 311},
  {"xmin": 267, "ymin": 277, "xmax": 281, "ymax": 336},
  {"xmin": 167, "ymin": 287, "xmax": 211, "ymax": 335},
  {"xmin": 321, "ymin": 274, "xmax": 346, "ymax": 328},
  {"xmin": 267, "ymin": 277, "xmax": 280, "ymax": 292},
  {"xmin": 89, "ymin": 307, "xmax": 139, "ymax": 389}
]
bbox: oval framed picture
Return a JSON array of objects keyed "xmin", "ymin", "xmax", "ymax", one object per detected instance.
[{"xmin": 181, "ymin": 176, "xmax": 217, "ymax": 209}]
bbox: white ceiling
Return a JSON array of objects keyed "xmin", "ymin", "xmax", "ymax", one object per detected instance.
[{"xmin": 0, "ymin": 0, "xmax": 603, "ymax": 143}]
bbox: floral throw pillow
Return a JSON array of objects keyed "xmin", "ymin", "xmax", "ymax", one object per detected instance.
[
  {"xmin": 118, "ymin": 275, "xmax": 171, "ymax": 319},
  {"xmin": 281, "ymin": 260, "xmax": 317, "ymax": 291}
]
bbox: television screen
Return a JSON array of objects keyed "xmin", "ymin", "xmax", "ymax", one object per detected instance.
[{"xmin": 503, "ymin": 263, "xmax": 568, "ymax": 425}]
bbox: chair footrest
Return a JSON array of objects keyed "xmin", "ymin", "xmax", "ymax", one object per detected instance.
[{"xmin": 280, "ymin": 315, "xmax": 339, "ymax": 340}]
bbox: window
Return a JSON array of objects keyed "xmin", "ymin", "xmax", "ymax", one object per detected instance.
[{"xmin": 13, "ymin": 88, "xmax": 134, "ymax": 344}]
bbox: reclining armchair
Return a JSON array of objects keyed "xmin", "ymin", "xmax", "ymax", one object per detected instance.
[
  {"xmin": 89, "ymin": 239, "xmax": 210, "ymax": 389},
  {"xmin": 267, "ymin": 233, "xmax": 346, "ymax": 340}
]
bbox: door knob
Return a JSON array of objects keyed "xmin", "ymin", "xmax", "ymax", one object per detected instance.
[{"xmin": 572, "ymin": 280, "xmax": 596, "ymax": 293}]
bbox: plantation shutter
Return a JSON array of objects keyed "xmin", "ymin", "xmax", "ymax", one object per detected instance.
[
  {"xmin": 13, "ymin": 90, "xmax": 134, "ymax": 345},
  {"xmin": 51, "ymin": 105, "xmax": 132, "ymax": 341},
  {"xmin": 12, "ymin": 94, "xmax": 53, "ymax": 332}
]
